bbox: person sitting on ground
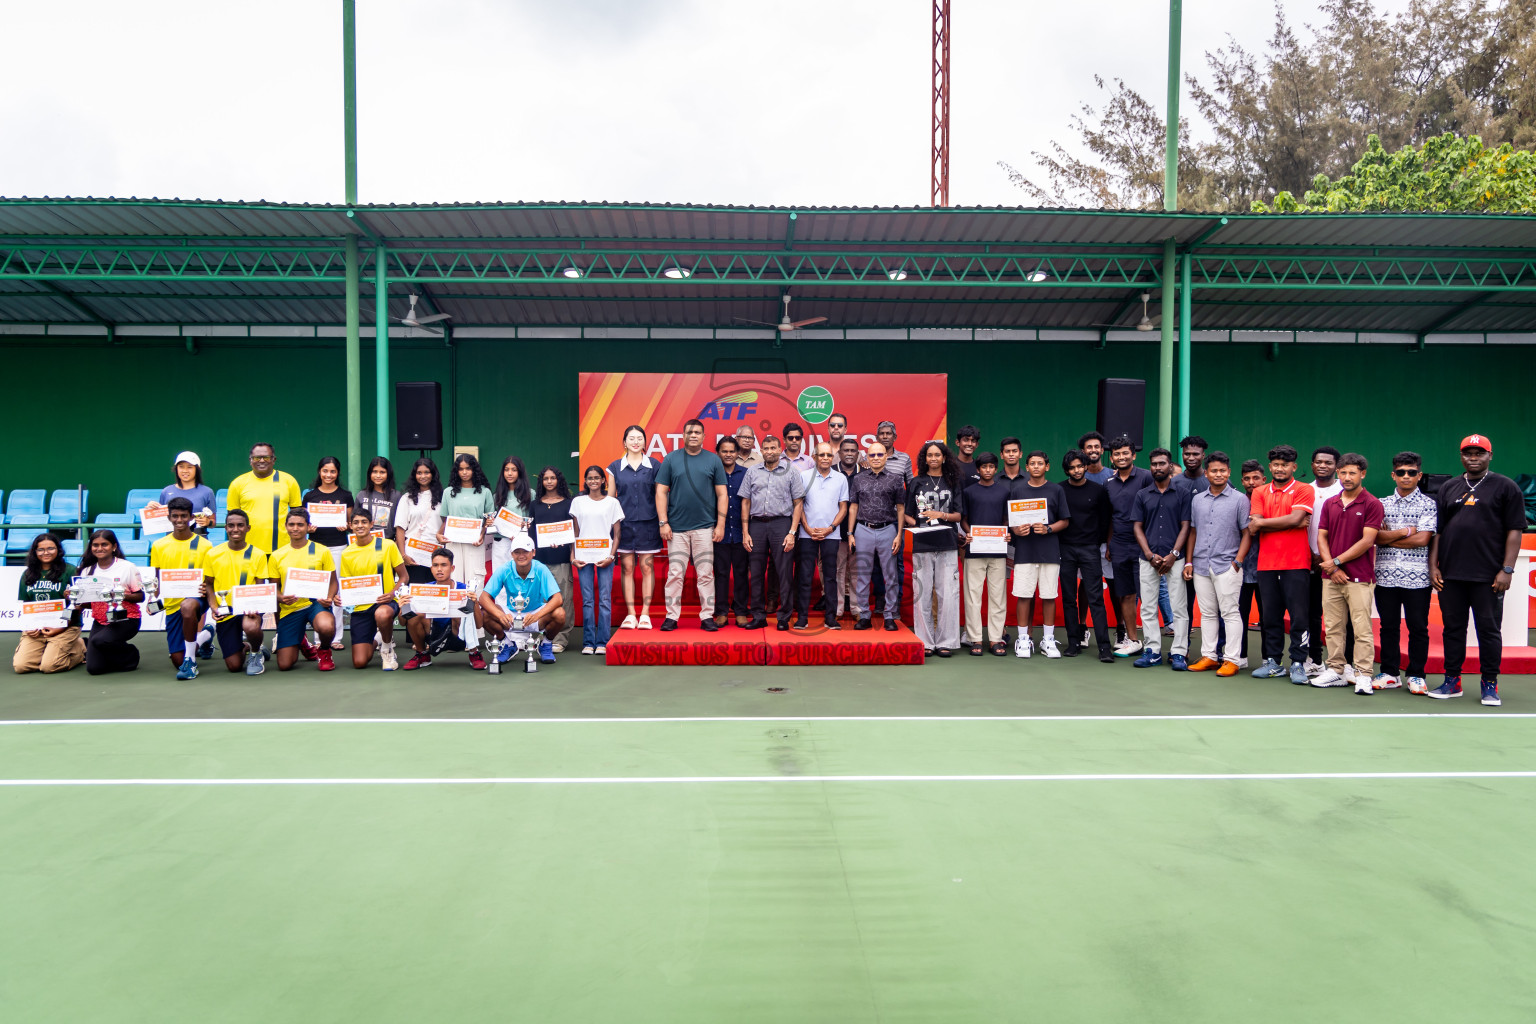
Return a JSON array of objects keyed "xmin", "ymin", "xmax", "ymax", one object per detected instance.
[
  {"xmin": 13, "ymin": 532, "xmax": 85, "ymax": 675},
  {"xmin": 477, "ymin": 534, "xmax": 567, "ymax": 666},
  {"xmin": 402, "ymin": 547, "xmax": 487, "ymax": 671}
]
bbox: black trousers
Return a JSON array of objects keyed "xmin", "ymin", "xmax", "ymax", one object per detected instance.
[
  {"xmin": 1238, "ymin": 580, "xmax": 1260, "ymax": 662},
  {"xmin": 796, "ymin": 537, "xmax": 840, "ymax": 619},
  {"xmin": 1060, "ymin": 546, "xmax": 1109, "ymax": 650},
  {"xmin": 1375, "ymin": 585, "xmax": 1432, "ymax": 677},
  {"xmin": 713, "ymin": 541, "xmax": 749, "ymax": 618},
  {"xmin": 1309, "ymin": 568, "xmax": 1355, "ymax": 663},
  {"xmin": 86, "ymin": 619, "xmax": 141, "ymax": 675},
  {"xmin": 1439, "ymin": 579, "xmax": 1505, "ymax": 680},
  {"xmin": 748, "ymin": 517, "xmax": 795, "ymax": 623},
  {"xmin": 1258, "ymin": 568, "xmax": 1309, "ymax": 664}
]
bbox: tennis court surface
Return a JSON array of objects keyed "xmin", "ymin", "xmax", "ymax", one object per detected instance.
[{"xmin": 3, "ymin": 633, "xmax": 1534, "ymax": 1023}]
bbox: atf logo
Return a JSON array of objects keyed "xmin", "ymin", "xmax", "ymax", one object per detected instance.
[
  {"xmin": 697, "ymin": 390, "xmax": 759, "ymax": 420},
  {"xmin": 796, "ymin": 385, "xmax": 834, "ymax": 424}
]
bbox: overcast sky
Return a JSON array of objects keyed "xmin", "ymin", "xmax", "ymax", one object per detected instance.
[{"xmin": 2, "ymin": 0, "xmax": 1415, "ymax": 209}]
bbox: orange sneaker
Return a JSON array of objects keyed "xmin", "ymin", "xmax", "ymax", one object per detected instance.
[
  {"xmin": 1216, "ymin": 660, "xmax": 1240, "ymax": 677},
  {"xmin": 1187, "ymin": 657, "xmax": 1220, "ymax": 672}
]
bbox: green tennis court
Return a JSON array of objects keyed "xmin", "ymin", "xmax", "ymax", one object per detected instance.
[{"xmin": 3, "ymin": 633, "xmax": 1533, "ymax": 1023}]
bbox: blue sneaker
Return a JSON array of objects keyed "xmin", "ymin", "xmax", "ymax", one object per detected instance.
[
  {"xmin": 244, "ymin": 647, "xmax": 266, "ymax": 676},
  {"xmin": 496, "ymin": 641, "xmax": 515, "ymax": 664},
  {"xmin": 1169, "ymin": 654, "xmax": 1188, "ymax": 672},
  {"xmin": 1288, "ymin": 661, "xmax": 1308, "ymax": 685},
  {"xmin": 1251, "ymin": 658, "xmax": 1285, "ymax": 678},
  {"xmin": 197, "ymin": 637, "xmax": 214, "ymax": 661},
  {"xmin": 1480, "ymin": 680, "xmax": 1500, "ymax": 707},
  {"xmin": 1133, "ymin": 650, "xmax": 1163, "ymax": 668},
  {"xmin": 1427, "ymin": 676, "xmax": 1463, "ymax": 700},
  {"xmin": 176, "ymin": 659, "xmax": 199, "ymax": 680},
  {"xmin": 539, "ymin": 640, "xmax": 556, "ymax": 664}
]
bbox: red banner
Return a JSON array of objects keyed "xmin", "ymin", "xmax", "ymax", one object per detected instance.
[{"xmin": 578, "ymin": 371, "xmax": 947, "ymax": 465}]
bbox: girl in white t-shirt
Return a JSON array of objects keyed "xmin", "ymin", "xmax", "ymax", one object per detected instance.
[
  {"xmin": 393, "ymin": 457, "xmax": 443, "ymax": 584},
  {"xmin": 74, "ymin": 529, "xmax": 145, "ymax": 675},
  {"xmin": 570, "ymin": 465, "xmax": 626, "ymax": 654},
  {"xmin": 490, "ymin": 454, "xmax": 533, "ymax": 576}
]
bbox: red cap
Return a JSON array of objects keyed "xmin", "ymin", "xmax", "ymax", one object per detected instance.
[{"xmin": 1459, "ymin": 433, "xmax": 1492, "ymax": 452}]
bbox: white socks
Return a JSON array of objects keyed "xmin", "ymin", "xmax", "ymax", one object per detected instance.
[{"xmin": 184, "ymin": 640, "xmax": 198, "ymax": 661}]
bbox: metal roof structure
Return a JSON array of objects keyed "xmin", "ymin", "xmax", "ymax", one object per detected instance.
[{"xmin": 3, "ymin": 199, "xmax": 1536, "ymax": 337}]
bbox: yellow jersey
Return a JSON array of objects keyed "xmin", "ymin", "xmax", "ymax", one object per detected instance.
[
  {"xmin": 149, "ymin": 532, "xmax": 210, "ymax": 614},
  {"xmin": 267, "ymin": 540, "xmax": 337, "ymax": 619},
  {"xmin": 337, "ymin": 536, "xmax": 405, "ymax": 612},
  {"xmin": 203, "ymin": 542, "xmax": 271, "ymax": 623},
  {"xmin": 226, "ymin": 470, "xmax": 303, "ymax": 553}
]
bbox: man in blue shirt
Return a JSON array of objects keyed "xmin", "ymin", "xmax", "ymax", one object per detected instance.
[
  {"xmin": 1130, "ymin": 448, "xmax": 1192, "ymax": 669},
  {"xmin": 797, "ymin": 442, "xmax": 850, "ymax": 629},
  {"xmin": 477, "ymin": 534, "xmax": 566, "ymax": 664},
  {"xmin": 712, "ymin": 437, "xmax": 750, "ymax": 627},
  {"xmin": 1103, "ymin": 435, "xmax": 1154, "ymax": 657}
]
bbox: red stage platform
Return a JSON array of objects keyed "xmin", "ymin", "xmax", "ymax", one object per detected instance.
[
  {"xmin": 1369, "ymin": 622, "xmax": 1536, "ymax": 675},
  {"xmin": 604, "ymin": 620, "xmax": 925, "ymax": 666}
]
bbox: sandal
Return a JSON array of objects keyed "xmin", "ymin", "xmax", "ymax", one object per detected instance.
[
  {"xmin": 990, "ymin": 642, "xmax": 1008, "ymax": 656},
  {"xmin": 969, "ymin": 644, "xmax": 985, "ymax": 656},
  {"xmin": 619, "ymin": 614, "xmax": 638, "ymax": 629}
]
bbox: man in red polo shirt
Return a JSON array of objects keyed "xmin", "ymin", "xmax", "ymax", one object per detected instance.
[
  {"xmin": 1313, "ymin": 453, "xmax": 1385, "ymax": 693},
  {"xmin": 1248, "ymin": 444, "xmax": 1314, "ymax": 683}
]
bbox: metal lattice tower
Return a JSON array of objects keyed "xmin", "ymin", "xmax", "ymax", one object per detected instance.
[{"xmin": 931, "ymin": 0, "xmax": 951, "ymax": 207}]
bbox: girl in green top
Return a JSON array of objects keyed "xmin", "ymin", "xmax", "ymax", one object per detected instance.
[
  {"xmin": 13, "ymin": 532, "xmax": 86, "ymax": 674},
  {"xmin": 437, "ymin": 453, "xmax": 496, "ymax": 589}
]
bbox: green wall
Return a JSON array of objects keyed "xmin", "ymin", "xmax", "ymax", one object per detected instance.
[{"xmin": 4, "ymin": 335, "xmax": 1534, "ymax": 519}]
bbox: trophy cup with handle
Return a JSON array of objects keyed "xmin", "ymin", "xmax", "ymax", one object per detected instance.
[
  {"xmin": 142, "ymin": 570, "xmax": 163, "ymax": 617},
  {"xmin": 105, "ymin": 579, "xmax": 128, "ymax": 623}
]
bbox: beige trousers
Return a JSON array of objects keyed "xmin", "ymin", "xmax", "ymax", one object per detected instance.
[
  {"xmin": 665, "ymin": 527, "xmax": 716, "ymax": 621},
  {"xmin": 963, "ymin": 557, "xmax": 1009, "ymax": 645},
  {"xmin": 1322, "ymin": 578, "xmax": 1376, "ymax": 674},
  {"xmin": 13, "ymin": 626, "xmax": 87, "ymax": 674}
]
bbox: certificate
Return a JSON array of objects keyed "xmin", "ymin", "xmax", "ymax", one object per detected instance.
[
  {"xmin": 19, "ymin": 600, "xmax": 68, "ymax": 630},
  {"xmin": 906, "ymin": 524, "xmax": 952, "ymax": 534},
  {"xmin": 140, "ymin": 504, "xmax": 172, "ymax": 536},
  {"xmin": 231, "ymin": 583, "xmax": 278, "ymax": 615},
  {"xmin": 536, "ymin": 519, "xmax": 575, "ymax": 548},
  {"xmin": 339, "ymin": 574, "xmax": 384, "ymax": 608},
  {"xmin": 409, "ymin": 584, "xmax": 454, "ymax": 616},
  {"xmin": 443, "ymin": 516, "xmax": 483, "ymax": 544},
  {"xmin": 283, "ymin": 567, "xmax": 332, "ymax": 601},
  {"xmin": 404, "ymin": 535, "xmax": 439, "ymax": 564},
  {"xmin": 1008, "ymin": 498, "xmax": 1049, "ymax": 528},
  {"xmin": 158, "ymin": 568, "xmax": 204, "ymax": 600},
  {"xmin": 968, "ymin": 524, "xmax": 1009, "ymax": 554},
  {"xmin": 573, "ymin": 537, "xmax": 612, "ymax": 564},
  {"xmin": 68, "ymin": 576, "xmax": 112, "ymax": 603},
  {"xmin": 494, "ymin": 507, "xmax": 530, "ymax": 538},
  {"xmin": 307, "ymin": 502, "xmax": 348, "ymax": 529}
]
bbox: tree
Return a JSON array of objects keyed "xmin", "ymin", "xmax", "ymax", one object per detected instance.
[
  {"xmin": 1005, "ymin": 0, "xmax": 1536, "ymax": 210},
  {"xmin": 1253, "ymin": 132, "xmax": 1536, "ymax": 211}
]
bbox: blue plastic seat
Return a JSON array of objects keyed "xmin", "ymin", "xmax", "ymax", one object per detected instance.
[
  {"xmin": 0, "ymin": 489, "xmax": 5, "ymax": 523},
  {"xmin": 7, "ymin": 489, "xmax": 46, "ymax": 519},
  {"xmin": 119, "ymin": 538, "xmax": 151, "ymax": 566},
  {"xmin": 206, "ymin": 528, "xmax": 228, "ymax": 545},
  {"xmin": 125, "ymin": 488, "xmax": 162, "ymax": 520},
  {"xmin": 215, "ymin": 488, "xmax": 229, "ymax": 523},
  {"xmin": 93, "ymin": 512, "xmax": 138, "ymax": 540},
  {"xmin": 5, "ymin": 513, "xmax": 50, "ymax": 556},
  {"xmin": 49, "ymin": 489, "xmax": 89, "ymax": 526},
  {"xmin": 62, "ymin": 538, "xmax": 84, "ymax": 560}
]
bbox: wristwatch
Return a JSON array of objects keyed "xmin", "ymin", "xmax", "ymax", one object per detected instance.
[{"xmin": 1502, "ymin": 565, "xmax": 1516, "ymax": 574}]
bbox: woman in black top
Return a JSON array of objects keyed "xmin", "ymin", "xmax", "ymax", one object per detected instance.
[
  {"xmin": 354, "ymin": 456, "xmax": 403, "ymax": 536},
  {"xmin": 532, "ymin": 466, "xmax": 575, "ymax": 652},
  {"xmin": 13, "ymin": 532, "xmax": 86, "ymax": 674},
  {"xmin": 302, "ymin": 455, "xmax": 354, "ymax": 650}
]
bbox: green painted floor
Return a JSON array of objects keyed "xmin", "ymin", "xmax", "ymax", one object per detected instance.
[{"xmin": 2, "ymin": 632, "xmax": 1534, "ymax": 1023}]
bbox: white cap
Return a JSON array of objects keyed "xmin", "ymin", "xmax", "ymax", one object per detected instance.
[
  {"xmin": 174, "ymin": 450, "xmax": 201, "ymax": 467},
  {"xmin": 510, "ymin": 534, "xmax": 537, "ymax": 553}
]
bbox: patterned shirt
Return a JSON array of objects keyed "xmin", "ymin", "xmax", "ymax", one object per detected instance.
[
  {"xmin": 1375, "ymin": 488, "xmax": 1437, "ymax": 589},
  {"xmin": 849, "ymin": 468, "xmax": 908, "ymax": 528}
]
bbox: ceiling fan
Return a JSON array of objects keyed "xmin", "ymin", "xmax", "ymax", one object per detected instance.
[
  {"xmin": 394, "ymin": 293, "xmax": 451, "ymax": 328},
  {"xmin": 735, "ymin": 294, "xmax": 828, "ymax": 332},
  {"xmin": 1092, "ymin": 292, "xmax": 1157, "ymax": 332}
]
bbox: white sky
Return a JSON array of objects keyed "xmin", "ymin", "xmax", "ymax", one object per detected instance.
[{"xmin": 1, "ymin": 0, "xmax": 1415, "ymax": 208}]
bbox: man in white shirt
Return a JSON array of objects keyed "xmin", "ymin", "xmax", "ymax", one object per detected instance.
[
  {"xmin": 1305, "ymin": 445, "xmax": 1343, "ymax": 675},
  {"xmin": 796, "ymin": 443, "xmax": 849, "ymax": 628}
]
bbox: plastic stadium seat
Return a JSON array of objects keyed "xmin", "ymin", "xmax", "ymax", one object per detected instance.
[
  {"xmin": 119, "ymin": 538, "xmax": 151, "ymax": 566},
  {"xmin": 94, "ymin": 512, "xmax": 137, "ymax": 540},
  {"xmin": 5, "ymin": 514, "xmax": 50, "ymax": 557},
  {"xmin": 125, "ymin": 488, "xmax": 162, "ymax": 519},
  {"xmin": 0, "ymin": 489, "xmax": 5, "ymax": 523},
  {"xmin": 49, "ymin": 488, "xmax": 89, "ymax": 525},
  {"xmin": 7, "ymin": 489, "xmax": 46, "ymax": 519},
  {"xmin": 207, "ymin": 528, "xmax": 228, "ymax": 545},
  {"xmin": 62, "ymin": 538, "xmax": 84, "ymax": 560},
  {"xmin": 216, "ymin": 488, "xmax": 229, "ymax": 522}
]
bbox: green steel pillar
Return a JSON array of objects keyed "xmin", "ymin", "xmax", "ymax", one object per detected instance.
[
  {"xmin": 1178, "ymin": 252, "xmax": 1192, "ymax": 440},
  {"xmin": 1159, "ymin": 238, "xmax": 1175, "ymax": 451},
  {"xmin": 342, "ymin": 0, "xmax": 362, "ymax": 492},
  {"xmin": 375, "ymin": 244, "xmax": 389, "ymax": 457},
  {"xmin": 1164, "ymin": 0, "xmax": 1182, "ymax": 212}
]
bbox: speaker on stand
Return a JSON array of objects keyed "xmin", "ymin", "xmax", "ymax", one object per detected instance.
[
  {"xmin": 395, "ymin": 381, "xmax": 443, "ymax": 460},
  {"xmin": 1097, "ymin": 378, "xmax": 1146, "ymax": 452}
]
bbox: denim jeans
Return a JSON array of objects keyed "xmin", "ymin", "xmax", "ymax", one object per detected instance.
[{"xmin": 578, "ymin": 562, "xmax": 614, "ymax": 647}]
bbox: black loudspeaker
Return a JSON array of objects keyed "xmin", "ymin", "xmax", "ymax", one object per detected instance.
[
  {"xmin": 395, "ymin": 381, "xmax": 443, "ymax": 451},
  {"xmin": 1097, "ymin": 378, "xmax": 1146, "ymax": 452}
]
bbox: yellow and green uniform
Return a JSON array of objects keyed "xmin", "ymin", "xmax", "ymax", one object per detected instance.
[
  {"xmin": 149, "ymin": 532, "xmax": 209, "ymax": 615},
  {"xmin": 338, "ymin": 536, "xmax": 405, "ymax": 612},
  {"xmin": 203, "ymin": 542, "xmax": 271, "ymax": 623},
  {"xmin": 226, "ymin": 470, "xmax": 303, "ymax": 553},
  {"xmin": 268, "ymin": 541, "xmax": 337, "ymax": 619}
]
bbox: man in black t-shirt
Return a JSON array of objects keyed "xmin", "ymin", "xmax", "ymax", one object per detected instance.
[
  {"xmin": 1058, "ymin": 449, "xmax": 1115, "ymax": 662},
  {"xmin": 960, "ymin": 452, "xmax": 1011, "ymax": 655},
  {"xmin": 1427, "ymin": 434, "xmax": 1526, "ymax": 706},
  {"xmin": 1010, "ymin": 450, "xmax": 1070, "ymax": 659}
]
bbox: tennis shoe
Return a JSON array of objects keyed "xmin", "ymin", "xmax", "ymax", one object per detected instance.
[
  {"xmin": 401, "ymin": 652, "xmax": 430, "ymax": 671},
  {"xmin": 175, "ymin": 659, "xmax": 199, "ymax": 680},
  {"xmin": 1015, "ymin": 636, "xmax": 1033, "ymax": 659},
  {"xmin": 1406, "ymin": 675, "xmax": 1428, "ymax": 695},
  {"xmin": 1481, "ymin": 681, "xmax": 1501, "ymax": 707},
  {"xmin": 1372, "ymin": 672, "xmax": 1401, "ymax": 690},
  {"xmin": 1040, "ymin": 636, "xmax": 1061, "ymax": 659},
  {"xmin": 539, "ymin": 640, "xmax": 556, "ymax": 664},
  {"xmin": 1354, "ymin": 674, "xmax": 1374, "ymax": 695},
  {"xmin": 244, "ymin": 648, "xmax": 266, "ymax": 676},
  {"xmin": 1303, "ymin": 658, "xmax": 1323, "ymax": 678},
  {"xmin": 1251, "ymin": 658, "xmax": 1284, "ymax": 678},
  {"xmin": 1288, "ymin": 661, "xmax": 1308, "ymax": 685},
  {"xmin": 1169, "ymin": 654, "xmax": 1188, "ymax": 671},
  {"xmin": 1114, "ymin": 638, "xmax": 1142, "ymax": 658},
  {"xmin": 1311, "ymin": 668, "xmax": 1347, "ymax": 687},
  {"xmin": 496, "ymin": 641, "xmax": 515, "ymax": 663},
  {"xmin": 317, "ymin": 650, "xmax": 336, "ymax": 672},
  {"xmin": 1133, "ymin": 650, "xmax": 1163, "ymax": 668},
  {"xmin": 380, "ymin": 642, "xmax": 398, "ymax": 671},
  {"xmin": 197, "ymin": 637, "xmax": 214, "ymax": 661},
  {"xmin": 1427, "ymin": 677, "xmax": 1463, "ymax": 699},
  {"xmin": 468, "ymin": 650, "xmax": 487, "ymax": 671},
  {"xmin": 1343, "ymin": 665, "xmax": 1356, "ymax": 684}
]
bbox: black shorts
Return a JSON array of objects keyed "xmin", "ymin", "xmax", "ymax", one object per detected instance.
[
  {"xmin": 1109, "ymin": 558, "xmax": 1140, "ymax": 600},
  {"xmin": 426, "ymin": 618, "xmax": 468, "ymax": 656},
  {"xmin": 350, "ymin": 600, "xmax": 399, "ymax": 647},
  {"xmin": 214, "ymin": 617, "xmax": 247, "ymax": 659}
]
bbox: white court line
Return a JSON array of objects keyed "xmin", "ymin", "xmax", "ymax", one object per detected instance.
[
  {"xmin": 1, "ymin": 771, "xmax": 1534, "ymax": 786},
  {"xmin": 0, "ymin": 713, "xmax": 1531, "ymax": 726}
]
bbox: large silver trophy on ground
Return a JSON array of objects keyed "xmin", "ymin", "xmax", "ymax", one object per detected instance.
[{"xmin": 485, "ymin": 593, "xmax": 539, "ymax": 676}]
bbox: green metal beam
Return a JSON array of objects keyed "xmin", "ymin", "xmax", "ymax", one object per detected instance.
[
  {"xmin": 1164, "ymin": 0, "xmax": 1182, "ymax": 212},
  {"xmin": 342, "ymin": 0, "xmax": 361, "ymax": 493},
  {"xmin": 375, "ymin": 243, "xmax": 389, "ymax": 457},
  {"xmin": 1159, "ymin": 238, "xmax": 1176, "ymax": 450},
  {"xmin": 1178, "ymin": 252, "xmax": 1192, "ymax": 439}
]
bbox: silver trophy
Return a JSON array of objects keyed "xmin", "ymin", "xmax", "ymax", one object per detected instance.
[
  {"xmin": 105, "ymin": 579, "xmax": 128, "ymax": 622},
  {"xmin": 142, "ymin": 571, "xmax": 163, "ymax": 617},
  {"xmin": 486, "ymin": 593, "xmax": 538, "ymax": 676}
]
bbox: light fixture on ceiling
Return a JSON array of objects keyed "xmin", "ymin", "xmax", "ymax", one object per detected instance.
[
  {"xmin": 661, "ymin": 260, "xmax": 691, "ymax": 279},
  {"xmin": 887, "ymin": 268, "xmax": 908, "ymax": 281},
  {"xmin": 560, "ymin": 263, "xmax": 583, "ymax": 279},
  {"xmin": 1026, "ymin": 264, "xmax": 1049, "ymax": 282}
]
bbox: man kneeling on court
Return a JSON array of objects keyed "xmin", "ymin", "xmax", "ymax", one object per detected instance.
[
  {"xmin": 476, "ymin": 534, "xmax": 566, "ymax": 666},
  {"xmin": 402, "ymin": 547, "xmax": 488, "ymax": 671}
]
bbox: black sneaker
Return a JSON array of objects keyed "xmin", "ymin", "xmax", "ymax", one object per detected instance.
[
  {"xmin": 855, "ymin": 618, "xmax": 872, "ymax": 630},
  {"xmin": 824, "ymin": 617, "xmax": 841, "ymax": 630},
  {"xmin": 700, "ymin": 618, "xmax": 719, "ymax": 632},
  {"xmin": 1481, "ymin": 679, "xmax": 1501, "ymax": 706},
  {"xmin": 794, "ymin": 617, "xmax": 809, "ymax": 629},
  {"xmin": 776, "ymin": 620, "xmax": 790, "ymax": 631},
  {"xmin": 660, "ymin": 618, "xmax": 678, "ymax": 632},
  {"xmin": 884, "ymin": 620, "xmax": 899, "ymax": 632},
  {"xmin": 1062, "ymin": 644, "xmax": 1083, "ymax": 658},
  {"xmin": 1098, "ymin": 646, "xmax": 1115, "ymax": 664}
]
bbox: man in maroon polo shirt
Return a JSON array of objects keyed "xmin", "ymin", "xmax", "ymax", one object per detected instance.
[{"xmin": 1312, "ymin": 453, "xmax": 1384, "ymax": 694}]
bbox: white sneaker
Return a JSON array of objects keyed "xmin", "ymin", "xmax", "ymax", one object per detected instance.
[
  {"xmin": 619, "ymin": 614, "xmax": 638, "ymax": 629},
  {"xmin": 1343, "ymin": 665, "xmax": 1357, "ymax": 684},
  {"xmin": 1406, "ymin": 676, "xmax": 1428, "ymax": 695},
  {"xmin": 381, "ymin": 641, "xmax": 398, "ymax": 671},
  {"xmin": 1015, "ymin": 636, "xmax": 1033, "ymax": 659},
  {"xmin": 1372, "ymin": 673, "xmax": 1401, "ymax": 690},
  {"xmin": 1081, "ymin": 629, "xmax": 1091, "ymax": 648},
  {"xmin": 1354, "ymin": 675, "xmax": 1374, "ymax": 695},
  {"xmin": 552, "ymin": 643, "xmax": 565, "ymax": 654},
  {"xmin": 1114, "ymin": 638, "xmax": 1143, "ymax": 658},
  {"xmin": 1040, "ymin": 636, "xmax": 1061, "ymax": 659},
  {"xmin": 1303, "ymin": 658, "xmax": 1323, "ymax": 678},
  {"xmin": 1310, "ymin": 668, "xmax": 1346, "ymax": 687},
  {"xmin": 637, "ymin": 615, "xmax": 653, "ymax": 629}
]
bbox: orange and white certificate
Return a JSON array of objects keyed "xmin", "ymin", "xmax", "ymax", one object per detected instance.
[
  {"xmin": 1007, "ymin": 498, "xmax": 1049, "ymax": 528},
  {"xmin": 19, "ymin": 600, "xmax": 68, "ymax": 630},
  {"xmin": 967, "ymin": 524, "xmax": 1009, "ymax": 554},
  {"xmin": 574, "ymin": 538, "xmax": 612, "ymax": 564},
  {"xmin": 307, "ymin": 502, "xmax": 348, "ymax": 529},
  {"xmin": 139, "ymin": 504, "xmax": 172, "ymax": 536},
  {"xmin": 283, "ymin": 568, "xmax": 332, "ymax": 601},
  {"xmin": 442, "ymin": 516, "xmax": 483, "ymax": 544},
  {"xmin": 339, "ymin": 575, "xmax": 383, "ymax": 607},
  {"xmin": 404, "ymin": 535, "xmax": 439, "ymax": 565},
  {"xmin": 535, "ymin": 519, "xmax": 575, "ymax": 548},
  {"xmin": 494, "ymin": 507, "xmax": 530, "ymax": 538},
  {"xmin": 231, "ymin": 583, "xmax": 278, "ymax": 616},
  {"xmin": 158, "ymin": 568, "xmax": 204, "ymax": 600}
]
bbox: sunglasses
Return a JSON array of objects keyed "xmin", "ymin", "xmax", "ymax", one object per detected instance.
[{"xmin": 1393, "ymin": 469, "xmax": 1421, "ymax": 477}]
